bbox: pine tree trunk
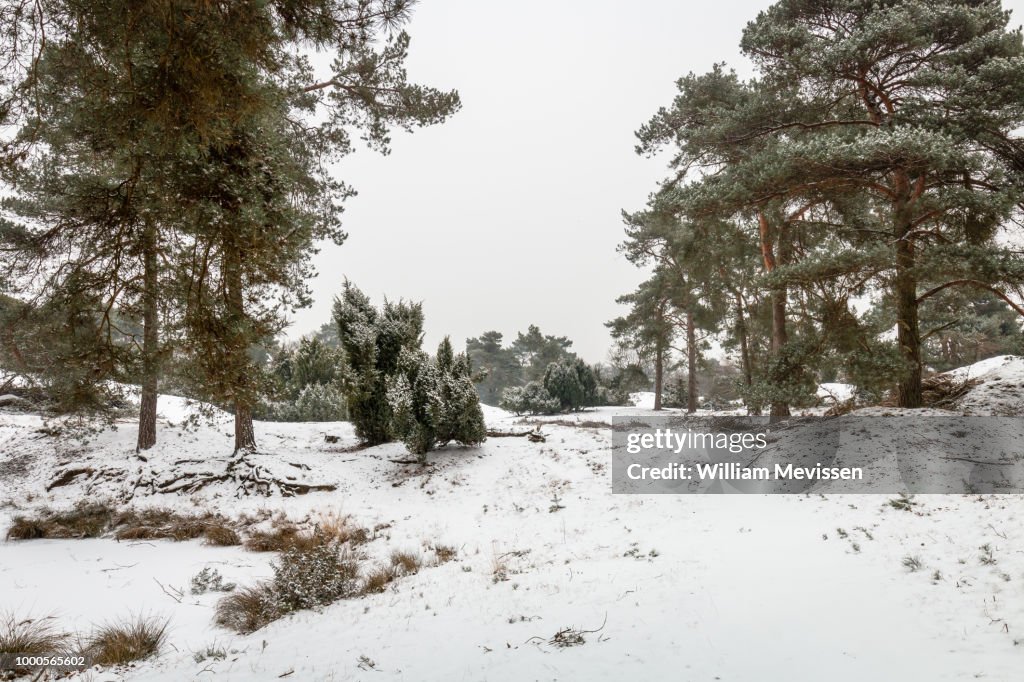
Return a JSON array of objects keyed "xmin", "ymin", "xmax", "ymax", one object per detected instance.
[
  {"xmin": 686, "ymin": 310, "xmax": 697, "ymax": 413},
  {"xmin": 235, "ymin": 402, "xmax": 257, "ymax": 452},
  {"xmin": 653, "ymin": 341, "xmax": 664, "ymax": 411},
  {"xmin": 769, "ymin": 298, "xmax": 792, "ymax": 419},
  {"xmin": 759, "ymin": 211, "xmax": 790, "ymax": 420},
  {"xmin": 894, "ymin": 195, "xmax": 923, "ymax": 408},
  {"xmin": 224, "ymin": 236, "xmax": 258, "ymax": 452},
  {"xmin": 735, "ymin": 295, "xmax": 752, "ymax": 388},
  {"xmin": 136, "ymin": 219, "xmax": 159, "ymax": 452}
]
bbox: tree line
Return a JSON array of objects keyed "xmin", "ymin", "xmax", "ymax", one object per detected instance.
[
  {"xmin": 465, "ymin": 325, "xmax": 639, "ymax": 414},
  {"xmin": 0, "ymin": 0, "xmax": 459, "ymax": 453},
  {"xmin": 611, "ymin": 0, "xmax": 1024, "ymax": 417}
]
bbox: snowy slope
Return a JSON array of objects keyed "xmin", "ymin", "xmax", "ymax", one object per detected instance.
[
  {"xmin": 945, "ymin": 355, "xmax": 1024, "ymax": 415},
  {"xmin": 0, "ymin": 360, "xmax": 1023, "ymax": 680}
]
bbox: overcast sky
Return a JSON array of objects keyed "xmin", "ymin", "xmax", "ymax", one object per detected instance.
[{"xmin": 288, "ymin": 0, "xmax": 1024, "ymax": 363}]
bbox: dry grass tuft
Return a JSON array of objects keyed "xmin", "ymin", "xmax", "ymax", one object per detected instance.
[
  {"xmin": 243, "ymin": 525, "xmax": 320, "ymax": 553},
  {"xmin": 314, "ymin": 510, "xmax": 370, "ymax": 546},
  {"xmin": 345, "ymin": 526, "xmax": 370, "ymax": 546},
  {"xmin": 0, "ymin": 613, "xmax": 71, "ymax": 657},
  {"xmin": 214, "ymin": 586, "xmax": 278, "ymax": 635},
  {"xmin": 361, "ymin": 564, "xmax": 398, "ymax": 594},
  {"xmin": 244, "ymin": 514, "xmax": 370, "ymax": 553},
  {"xmin": 389, "ymin": 550, "xmax": 422, "ymax": 576},
  {"xmin": 5, "ymin": 516, "xmax": 48, "ymax": 540},
  {"xmin": 5, "ymin": 504, "xmax": 240, "ymax": 544},
  {"xmin": 6, "ymin": 503, "xmax": 114, "ymax": 540},
  {"xmin": 203, "ymin": 524, "xmax": 241, "ymax": 547},
  {"xmin": 82, "ymin": 616, "xmax": 167, "ymax": 666},
  {"xmin": 111, "ymin": 509, "xmax": 226, "ymax": 542},
  {"xmin": 431, "ymin": 543, "xmax": 458, "ymax": 565}
]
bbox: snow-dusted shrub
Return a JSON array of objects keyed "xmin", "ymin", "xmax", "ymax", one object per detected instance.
[
  {"xmin": 269, "ymin": 530, "xmax": 358, "ymax": 612},
  {"xmin": 386, "ymin": 353, "xmax": 437, "ymax": 456},
  {"xmin": 596, "ymin": 384, "xmax": 629, "ymax": 407},
  {"xmin": 543, "ymin": 360, "xmax": 584, "ymax": 410},
  {"xmin": 260, "ymin": 383, "xmax": 347, "ymax": 422},
  {"xmin": 499, "ymin": 382, "xmax": 560, "ymax": 415},
  {"xmin": 543, "ymin": 358, "xmax": 599, "ymax": 411},
  {"xmin": 191, "ymin": 567, "xmax": 236, "ymax": 595},
  {"xmin": 498, "ymin": 385, "xmax": 526, "ymax": 413},
  {"xmin": 386, "ymin": 338, "xmax": 487, "ymax": 459},
  {"xmin": 334, "ymin": 281, "xmax": 424, "ymax": 445},
  {"xmin": 292, "ymin": 383, "xmax": 346, "ymax": 421},
  {"xmin": 259, "ymin": 335, "xmax": 348, "ymax": 422}
]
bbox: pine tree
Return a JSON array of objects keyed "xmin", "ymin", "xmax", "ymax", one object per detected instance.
[
  {"xmin": 734, "ymin": 0, "xmax": 1024, "ymax": 407},
  {"xmin": 177, "ymin": 2, "xmax": 458, "ymax": 452},
  {"xmin": 635, "ymin": 67, "xmax": 826, "ymax": 417},
  {"xmin": 466, "ymin": 331, "xmax": 520, "ymax": 405},
  {"xmin": 0, "ymin": 1, "xmax": 198, "ymax": 448},
  {"xmin": 334, "ymin": 281, "xmax": 424, "ymax": 445},
  {"xmin": 386, "ymin": 337, "xmax": 486, "ymax": 460},
  {"xmin": 511, "ymin": 325, "xmax": 575, "ymax": 383},
  {"xmin": 430, "ymin": 337, "xmax": 487, "ymax": 449},
  {"xmin": 607, "ymin": 276, "xmax": 676, "ymax": 411}
]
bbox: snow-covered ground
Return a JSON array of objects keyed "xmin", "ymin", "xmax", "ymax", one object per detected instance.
[{"xmin": 2, "ymin": 360, "xmax": 1024, "ymax": 680}]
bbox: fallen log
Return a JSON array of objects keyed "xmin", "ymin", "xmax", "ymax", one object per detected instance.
[{"xmin": 487, "ymin": 429, "xmax": 546, "ymax": 442}]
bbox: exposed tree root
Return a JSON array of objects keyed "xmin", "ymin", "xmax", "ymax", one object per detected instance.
[
  {"xmin": 46, "ymin": 467, "xmax": 96, "ymax": 491},
  {"xmin": 140, "ymin": 451, "xmax": 336, "ymax": 497},
  {"xmin": 47, "ymin": 466, "xmax": 124, "ymax": 492}
]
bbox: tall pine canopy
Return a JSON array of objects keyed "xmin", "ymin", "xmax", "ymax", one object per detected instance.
[{"xmin": 624, "ymin": 0, "xmax": 1024, "ymax": 412}]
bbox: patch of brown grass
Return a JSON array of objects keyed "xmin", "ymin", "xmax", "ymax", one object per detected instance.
[
  {"xmin": 214, "ymin": 586, "xmax": 278, "ymax": 635},
  {"xmin": 81, "ymin": 616, "xmax": 167, "ymax": 666},
  {"xmin": 431, "ymin": 544, "xmax": 458, "ymax": 565},
  {"xmin": 389, "ymin": 550, "xmax": 421, "ymax": 576},
  {"xmin": 361, "ymin": 564, "xmax": 398, "ymax": 594},
  {"xmin": 314, "ymin": 511, "xmax": 369, "ymax": 546},
  {"xmin": 0, "ymin": 614, "xmax": 71, "ymax": 658},
  {"xmin": 203, "ymin": 524, "xmax": 241, "ymax": 547},
  {"xmin": 6, "ymin": 503, "xmax": 114, "ymax": 540},
  {"xmin": 5, "ymin": 517, "xmax": 48, "ymax": 540},
  {"xmin": 112, "ymin": 509, "xmax": 227, "ymax": 542},
  {"xmin": 244, "ymin": 515, "xmax": 370, "ymax": 553},
  {"xmin": 5, "ymin": 504, "xmax": 241, "ymax": 545},
  {"xmin": 243, "ymin": 525, "xmax": 320, "ymax": 553}
]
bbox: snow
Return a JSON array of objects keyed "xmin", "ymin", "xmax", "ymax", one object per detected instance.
[
  {"xmin": 3, "ymin": 539, "xmax": 272, "ymax": 657},
  {"xmin": 942, "ymin": 355, "xmax": 1024, "ymax": 416},
  {"xmin": 817, "ymin": 382, "xmax": 856, "ymax": 403},
  {"xmin": 629, "ymin": 391, "xmax": 655, "ymax": 409},
  {"xmin": 1, "ymin": 357, "xmax": 1023, "ymax": 680}
]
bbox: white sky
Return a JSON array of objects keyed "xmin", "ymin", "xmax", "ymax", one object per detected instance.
[{"xmin": 287, "ymin": 0, "xmax": 1024, "ymax": 362}]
